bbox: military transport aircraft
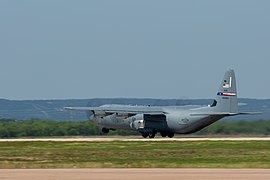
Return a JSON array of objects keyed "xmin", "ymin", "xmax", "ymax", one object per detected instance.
[{"xmin": 65, "ymin": 69, "xmax": 258, "ymax": 138}]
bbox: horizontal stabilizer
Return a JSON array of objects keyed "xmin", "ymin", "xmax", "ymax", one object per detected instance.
[
  {"xmin": 190, "ymin": 112, "xmax": 262, "ymax": 117},
  {"xmin": 190, "ymin": 112, "xmax": 237, "ymax": 116},
  {"xmin": 237, "ymin": 112, "xmax": 262, "ymax": 115}
]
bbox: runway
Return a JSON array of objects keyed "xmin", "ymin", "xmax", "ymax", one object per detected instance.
[
  {"xmin": 1, "ymin": 139, "xmax": 269, "ymax": 179},
  {"xmin": 0, "ymin": 137, "xmax": 270, "ymax": 142},
  {"xmin": 1, "ymin": 169, "xmax": 270, "ymax": 180}
]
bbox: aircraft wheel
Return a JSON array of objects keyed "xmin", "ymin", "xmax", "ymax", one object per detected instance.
[
  {"xmin": 160, "ymin": 132, "xmax": 167, "ymax": 137},
  {"xmin": 167, "ymin": 132, "xmax": 174, "ymax": 138},
  {"xmin": 142, "ymin": 133, "xmax": 148, "ymax": 138},
  {"xmin": 102, "ymin": 128, "xmax": 109, "ymax": 134},
  {"xmin": 149, "ymin": 133, "xmax": 156, "ymax": 139}
]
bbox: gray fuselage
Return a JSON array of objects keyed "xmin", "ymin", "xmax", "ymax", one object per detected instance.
[{"xmin": 91, "ymin": 106, "xmax": 224, "ymax": 134}]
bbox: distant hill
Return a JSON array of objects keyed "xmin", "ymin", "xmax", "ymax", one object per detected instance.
[{"xmin": 0, "ymin": 98, "xmax": 269, "ymax": 121}]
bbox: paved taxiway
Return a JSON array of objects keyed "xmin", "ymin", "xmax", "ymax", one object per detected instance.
[
  {"xmin": 0, "ymin": 137, "xmax": 270, "ymax": 142},
  {"xmin": 1, "ymin": 169, "xmax": 270, "ymax": 180}
]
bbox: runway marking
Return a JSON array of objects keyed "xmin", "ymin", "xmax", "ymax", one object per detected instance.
[
  {"xmin": 0, "ymin": 169, "xmax": 270, "ymax": 180},
  {"xmin": 0, "ymin": 137, "xmax": 270, "ymax": 142}
]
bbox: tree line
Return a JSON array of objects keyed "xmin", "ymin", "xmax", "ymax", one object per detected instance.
[
  {"xmin": 0, "ymin": 119, "xmax": 269, "ymax": 138},
  {"xmin": 0, "ymin": 119, "xmax": 138, "ymax": 138},
  {"xmin": 198, "ymin": 119, "xmax": 270, "ymax": 135}
]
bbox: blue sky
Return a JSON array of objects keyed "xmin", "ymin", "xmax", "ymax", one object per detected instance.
[{"xmin": 0, "ymin": 0, "xmax": 269, "ymax": 100}]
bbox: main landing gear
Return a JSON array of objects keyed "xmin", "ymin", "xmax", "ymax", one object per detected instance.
[
  {"xmin": 141, "ymin": 131, "xmax": 174, "ymax": 138},
  {"xmin": 141, "ymin": 132, "xmax": 156, "ymax": 138},
  {"xmin": 160, "ymin": 131, "xmax": 175, "ymax": 138}
]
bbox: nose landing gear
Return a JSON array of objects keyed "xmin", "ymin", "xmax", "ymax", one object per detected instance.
[
  {"xmin": 102, "ymin": 128, "xmax": 109, "ymax": 133},
  {"xmin": 101, "ymin": 128, "xmax": 116, "ymax": 134}
]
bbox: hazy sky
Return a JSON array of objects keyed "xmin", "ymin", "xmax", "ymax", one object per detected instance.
[{"xmin": 0, "ymin": 0, "xmax": 269, "ymax": 100}]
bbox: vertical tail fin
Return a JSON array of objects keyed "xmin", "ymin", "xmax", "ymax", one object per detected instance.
[{"xmin": 211, "ymin": 69, "xmax": 238, "ymax": 113}]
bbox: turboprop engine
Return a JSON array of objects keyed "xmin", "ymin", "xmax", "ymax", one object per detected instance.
[
  {"xmin": 87, "ymin": 110, "xmax": 95, "ymax": 120},
  {"xmin": 130, "ymin": 120, "xmax": 144, "ymax": 130}
]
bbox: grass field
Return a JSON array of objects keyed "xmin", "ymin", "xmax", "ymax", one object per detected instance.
[{"xmin": 0, "ymin": 140, "xmax": 270, "ymax": 168}]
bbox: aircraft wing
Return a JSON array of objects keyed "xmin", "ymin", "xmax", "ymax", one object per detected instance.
[{"xmin": 64, "ymin": 106, "xmax": 166, "ymax": 115}]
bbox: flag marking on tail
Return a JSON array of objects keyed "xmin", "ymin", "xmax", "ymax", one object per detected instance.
[{"xmin": 217, "ymin": 92, "xmax": 237, "ymax": 96}]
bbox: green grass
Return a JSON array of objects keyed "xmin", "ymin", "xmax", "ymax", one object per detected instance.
[{"xmin": 0, "ymin": 141, "xmax": 270, "ymax": 168}]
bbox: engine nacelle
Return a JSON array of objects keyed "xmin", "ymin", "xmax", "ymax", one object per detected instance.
[{"xmin": 130, "ymin": 120, "xmax": 144, "ymax": 130}]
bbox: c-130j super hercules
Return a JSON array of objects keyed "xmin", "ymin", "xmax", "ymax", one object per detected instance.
[{"xmin": 66, "ymin": 70, "xmax": 258, "ymax": 138}]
